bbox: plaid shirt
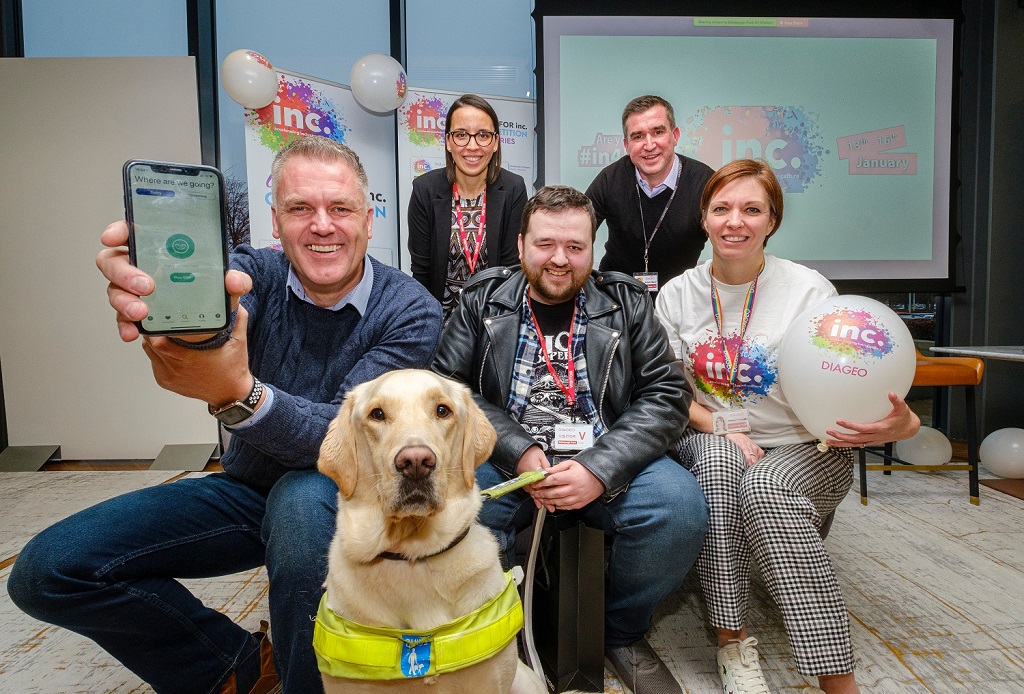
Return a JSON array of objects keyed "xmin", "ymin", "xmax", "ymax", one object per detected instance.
[{"xmin": 505, "ymin": 287, "xmax": 605, "ymax": 439}]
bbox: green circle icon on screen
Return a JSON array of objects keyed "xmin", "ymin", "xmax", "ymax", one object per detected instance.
[{"xmin": 166, "ymin": 234, "xmax": 195, "ymax": 259}]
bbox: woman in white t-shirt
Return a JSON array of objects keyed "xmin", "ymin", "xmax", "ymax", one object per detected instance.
[{"xmin": 655, "ymin": 159, "xmax": 919, "ymax": 694}]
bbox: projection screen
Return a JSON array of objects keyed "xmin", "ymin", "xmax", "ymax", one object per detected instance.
[{"xmin": 540, "ymin": 13, "xmax": 956, "ymax": 289}]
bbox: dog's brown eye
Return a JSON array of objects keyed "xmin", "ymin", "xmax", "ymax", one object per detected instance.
[
  {"xmin": 369, "ymin": 407, "xmax": 385, "ymax": 421},
  {"xmin": 436, "ymin": 404, "xmax": 452, "ymax": 418}
]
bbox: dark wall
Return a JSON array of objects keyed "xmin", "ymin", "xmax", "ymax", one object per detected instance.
[
  {"xmin": 978, "ymin": 0, "xmax": 1024, "ymax": 434},
  {"xmin": 951, "ymin": 0, "xmax": 1024, "ymax": 437}
]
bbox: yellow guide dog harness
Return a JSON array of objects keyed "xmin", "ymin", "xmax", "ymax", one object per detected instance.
[{"xmin": 313, "ymin": 569, "xmax": 523, "ymax": 680}]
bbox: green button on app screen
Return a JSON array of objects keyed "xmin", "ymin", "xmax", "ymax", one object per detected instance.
[{"xmin": 166, "ymin": 233, "xmax": 195, "ymax": 259}]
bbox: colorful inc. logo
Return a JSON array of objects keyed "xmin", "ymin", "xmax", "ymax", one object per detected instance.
[
  {"xmin": 683, "ymin": 106, "xmax": 827, "ymax": 192},
  {"xmin": 411, "ymin": 159, "xmax": 434, "ymax": 176},
  {"xmin": 247, "ymin": 77, "xmax": 349, "ymax": 151},
  {"xmin": 248, "ymin": 51, "xmax": 273, "ymax": 69},
  {"xmin": 809, "ymin": 308, "xmax": 897, "ymax": 359},
  {"xmin": 400, "ymin": 95, "xmax": 447, "ymax": 147},
  {"xmin": 689, "ymin": 332, "xmax": 778, "ymax": 404}
]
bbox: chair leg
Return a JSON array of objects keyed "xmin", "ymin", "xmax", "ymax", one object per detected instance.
[
  {"xmin": 858, "ymin": 447, "xmax": 868, "ymax": 505},
  {"xmin": 883, "ymin": 442, "xmax": 894, "ymax": 474},
  {"xmin": 819, "ymin": 510, "xmax": 835, "ymax": 539},
  {"xmin": 966, "ymin": 385, "xmax": 980, "ymax": 505}
]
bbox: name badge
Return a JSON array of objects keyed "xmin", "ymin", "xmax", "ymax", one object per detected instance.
[
  {"xmin": 633, "ymin": 272, "xmax": 659, "ymax": 292},
  {"xmin": 552, "ymin": 423, "xmax": 595, "ymax": 451},
  {"xmin": 712, "ymin": 409, "xmax": 752, "ymax": 435}
]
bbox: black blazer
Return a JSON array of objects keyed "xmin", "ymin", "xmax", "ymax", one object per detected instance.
[{"xmin": 407, "ymin": 167, "xmax": 528, "ymax": 301}]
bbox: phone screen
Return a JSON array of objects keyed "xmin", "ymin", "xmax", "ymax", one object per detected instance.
[{"xmin": 124, "ymin": 161, "xmax": 230, "ymax": 334}]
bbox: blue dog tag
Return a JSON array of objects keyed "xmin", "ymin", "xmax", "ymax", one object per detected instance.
[{"xmin": 400, "ymin": 635, "xmax": 432, "ymax": 678}]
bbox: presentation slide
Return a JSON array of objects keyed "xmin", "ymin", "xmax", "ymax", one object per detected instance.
[{"xmin": 542, "ymin": 16, "xmax": 954, "ymax": 285}]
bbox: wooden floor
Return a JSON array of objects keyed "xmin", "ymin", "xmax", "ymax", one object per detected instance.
[{"xmin": 0, "ymin": 463, "xmax": 1021, "ymax": 693}]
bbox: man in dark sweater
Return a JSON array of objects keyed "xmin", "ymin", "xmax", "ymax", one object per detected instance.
[
  {"xmin": 586, "ymin": 94, "xmax": 714, "ymax": 292},
  {"xmin": 8, "ymin": 138, "xmax": 441, "ymax": 694}
]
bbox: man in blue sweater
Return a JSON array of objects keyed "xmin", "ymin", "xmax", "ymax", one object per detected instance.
[{"xmin": 8, "ymin": 137, "xmax": 442, "ymax": 694}]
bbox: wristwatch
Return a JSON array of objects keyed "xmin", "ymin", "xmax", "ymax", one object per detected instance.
[{"xmin": 208, "ymin": 378, "xmax": 264, "ymax": 426}]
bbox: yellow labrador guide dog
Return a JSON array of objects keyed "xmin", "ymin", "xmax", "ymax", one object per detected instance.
[{"xmin": 315, "ymin": 369, "xmax": 559, "ymax": 693}]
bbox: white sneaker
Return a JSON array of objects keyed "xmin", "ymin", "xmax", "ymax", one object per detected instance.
[{"xmin": 716, "ymin": 637, "xmax": 771, "ymax": 694}]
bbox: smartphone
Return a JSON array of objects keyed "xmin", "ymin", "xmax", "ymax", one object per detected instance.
[{"xmin": 123, "ymin": 160, "xmax": 231, "ymax": 335}]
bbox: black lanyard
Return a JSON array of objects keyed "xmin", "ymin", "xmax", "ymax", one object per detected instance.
[{"xmin": 635, "ymin": 160, "xmax": 682, "ymax": 272}]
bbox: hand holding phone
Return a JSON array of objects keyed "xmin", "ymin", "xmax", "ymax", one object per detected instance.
[{"xmin": 123, "ymin": 160, "xmax": 231, "ymax": 336}]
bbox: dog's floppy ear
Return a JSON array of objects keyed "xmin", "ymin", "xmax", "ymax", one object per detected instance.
[
  {"xmin": 460, "ymin": 388, "xmax": 497, "ymax": 490},
  {"xmin": 317, "ymin": 391, "xmax": 360, "ymax": 498}
]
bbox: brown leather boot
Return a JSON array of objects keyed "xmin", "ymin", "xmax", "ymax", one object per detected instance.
[{"xmin": 216, "ymin": 621, "xmax": 281, "ymax": 694}]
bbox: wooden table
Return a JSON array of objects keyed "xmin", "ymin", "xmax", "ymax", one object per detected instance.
[
  {"xmin": 930, "ymin": 346, "xmax": 1024, "ymax": 499},
  {"xmin": 930, "ymin": 345, "xmax": 1024, "ymax": 362}
]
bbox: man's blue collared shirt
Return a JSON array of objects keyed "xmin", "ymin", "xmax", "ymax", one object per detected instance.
[
  {"xmin": 285, "ymin": 254, "xmax": 374, "ymax": 314},
  {"xmin": 635, "ymin": 153, "xmax": 680, "ymax": 199}
]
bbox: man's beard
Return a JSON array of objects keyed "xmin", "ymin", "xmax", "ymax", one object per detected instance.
[{"xmin": 521, "ymin": 261, "xmax": 591, "ymax": 303}]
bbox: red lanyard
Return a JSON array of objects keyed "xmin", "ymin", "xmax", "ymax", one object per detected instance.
[
  {"xmin": 709, "ymin": 260, "xmax": 764, "ymax": 395},
  {"xmin": 527, "ymin": 296, "xmax": 576, "ymax": 407},
  {"xmin": 452, "ymin": 183, "xmax": 487, "ymax": 274}
]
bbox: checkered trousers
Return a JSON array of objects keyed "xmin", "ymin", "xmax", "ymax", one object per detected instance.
[{"xmin": 676, "ymin": 430, "xmax": 856, "ymax": 676}]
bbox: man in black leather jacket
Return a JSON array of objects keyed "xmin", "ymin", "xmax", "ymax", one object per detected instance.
[{"xmin": 431, "ymin": 185, "xmax": 709, "ymax": 694}]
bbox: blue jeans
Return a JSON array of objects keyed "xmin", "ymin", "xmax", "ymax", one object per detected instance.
[
  {"xmin": 7, "ymin": 470, "xmax": 336, "ymax": 694},
  {"xmin": 476, "ymin": 456, "xmax": 708, "ymax": 647}
]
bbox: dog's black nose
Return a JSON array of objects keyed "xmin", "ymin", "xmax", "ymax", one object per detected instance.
[{"xmin": 394, "ymin": 445, "xmax": 436, "ymax": 480}]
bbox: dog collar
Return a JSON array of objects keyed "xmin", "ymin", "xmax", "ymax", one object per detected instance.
[
  {"xmin": 313, "ymin": 570, "xmax": 523, "ymax": 680},
  {"xmin": 376, "ymin": 525, "xmax": 471, "ymax": 561}
]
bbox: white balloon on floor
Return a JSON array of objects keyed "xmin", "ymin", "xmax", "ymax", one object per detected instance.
[
  {"xmin": 979, "ymin": 427, "xmax": 1024, "ymax": 478},
  {"xmin": 349, "ymin": 53, "xmax": 408, "ymax": 112},
  {"xmin": 221, "ymin": 49, "xmax": 278, "ymax": 109},
  {"xmin": 894, "ymin": 426, "xmax": 953, "ymax": 465},
  {"xmin": 779, "ymin": 295, "xmax": 916, "ymax": 443}
]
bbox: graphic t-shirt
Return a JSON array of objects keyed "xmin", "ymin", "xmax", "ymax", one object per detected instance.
[
  {"xmin": 520, "ymin": 298, "xmax": 580, "ymax": 452},
  {"xmin": 655, "ymin": 254, "xmax": 836, "ymax": 447}
]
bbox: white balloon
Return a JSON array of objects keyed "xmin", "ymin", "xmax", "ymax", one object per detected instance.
[
  {"xmin": 779, "ymin": 295, "xmax": 917, "ymax": 442},
  {"xmin": 349, "ymin": 53, "xmax": 408, "ymax": 113},
  {"xmin": 894, "ymin": 426, "xmax": 953, "ymax": 465},
  {"xmin": 221, "ymin": 49, "xmax": 278, "ymax": 109},
  {"xmin": 979, "ymin": 427, "xmax": 1024, "ymax": 478}
]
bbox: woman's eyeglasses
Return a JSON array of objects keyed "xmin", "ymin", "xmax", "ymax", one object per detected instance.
[{"xmin": 448, "ymin": 130, "xmax": 496, "ymax": 146}]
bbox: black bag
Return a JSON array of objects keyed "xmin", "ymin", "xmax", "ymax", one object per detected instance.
[{"xmin": 531, "ymin": 514, "xmax": 605, "ymax": 693}]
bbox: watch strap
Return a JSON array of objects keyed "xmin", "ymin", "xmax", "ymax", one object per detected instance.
[
  {"xmin": 242, "ymin": 377, "xmax": 264, "ymax": 409},
  {"xmin": 208, "ymin": 377, "xmax": 263, "ymax": 418}
]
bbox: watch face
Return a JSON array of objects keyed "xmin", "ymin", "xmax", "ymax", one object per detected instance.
[{"xmin": 213, "ymin": 404, "xmax": 254, "ymax": 426}]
